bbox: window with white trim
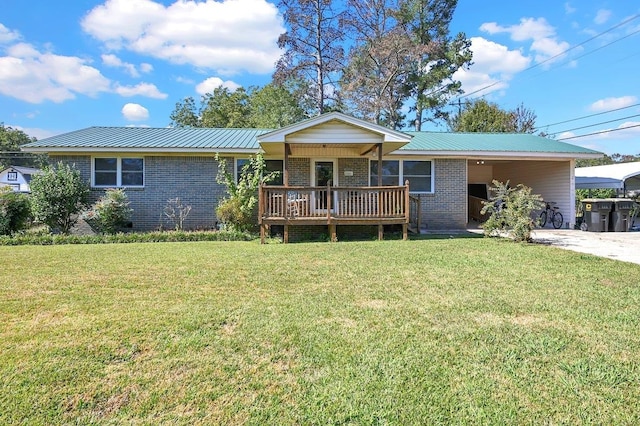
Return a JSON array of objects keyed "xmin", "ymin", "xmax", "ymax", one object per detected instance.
[
  {"xmin": 236, "ymin": 158, "xmax": 283, "ymax": 185},
  {"xmin": 93, "ymin": 157, "xmax": 144, "ymax": 187},
  {"xmin": 370, "ymin": 159, "xmax": 432, "ymax": 193}
]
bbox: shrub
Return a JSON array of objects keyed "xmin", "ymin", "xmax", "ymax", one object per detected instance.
[
  {"xmin": 481, "ymin": 180, "xmax": 544, "ymax": 242},
  {"xmin": 29, "ymin": 162, "xmax": 90, "ymax": 234},
  {"xmin": 0, "ymin": 187, "xmax": 32, "ymax": 235},
  {"xmin": 215, "ymin": 154, "xmax": 278, "ymax": 232},
  {"xmin": 84, "ymin": 188, "xmax": 133, "ymax": 234}
]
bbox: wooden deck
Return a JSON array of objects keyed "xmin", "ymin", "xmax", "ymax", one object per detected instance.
[{"xmin": 259, "ymin": 183, "xmax": 410, "ymax": 243}]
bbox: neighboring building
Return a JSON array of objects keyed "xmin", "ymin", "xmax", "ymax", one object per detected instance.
[
  {"xmin": 0, "ymin": 165, "xmax": 41, "ymax": 193},
  {"xmin": 575, "ymin": 161, "xmax": 640, "ymax": 193},
  {"xmin": 22, "ymin": 112, "xmax": 601, "ymax": 240}
]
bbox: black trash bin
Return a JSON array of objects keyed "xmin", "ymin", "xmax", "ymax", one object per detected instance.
[
  {"xmin": 580, "ymin": 199, "xmax": 612, "ymax": 232},
  {"xmin": 610, "ymin": 199, "xmax": 634, "ymax": 232}
]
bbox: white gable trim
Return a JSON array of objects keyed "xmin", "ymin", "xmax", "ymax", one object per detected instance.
[{"xmin": 257, "ymin": 112, "xmax": 412, "ymax": 143}]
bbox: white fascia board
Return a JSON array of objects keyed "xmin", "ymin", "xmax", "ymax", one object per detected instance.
[
  {"xmin": 22, "ymin": 147, "xmax": 261, "ymax": 155},
  {"xmin": 395, "ymin": 150, "xmax": 603, "ymax": 160}
]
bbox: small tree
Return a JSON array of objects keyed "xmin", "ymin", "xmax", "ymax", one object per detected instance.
[
  {"xmin": 215, "ymin": 154, "xmax": 278, "ymax": 232},
  {"xmin": 0, "ymin": 187, "xmax": 32, "ymax": 235},
  {"xmin": 163, "ymin": 197, "xmax": 192, "ymax": 231},
  {"xmin": 29, "ymin": 162, "xmax": 90, "ymax": 234},
  {"xmin": 481, "ymin": 180, "xmax": 544, "ymax": 242},
  {"xmin": 84, "ymin": 188, "xmax": 132, "ymax": 234}
]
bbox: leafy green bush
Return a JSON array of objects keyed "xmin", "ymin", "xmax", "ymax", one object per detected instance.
[
  {"xmin": 215, "ymin": 197, "xmax": 252, "ymax": 231},
  {"xmin": 29, "ymin": 162, "xmax": 90, "ymax": 234},
  {"xmin": 84, "ymin": 188, "xmax": 132, "ymax": 234},
  {"xmin": 0, "ymin": 187, "xmax": 32, "ymax": 235},
  {"xmin": 481, "ymin": 180, "xmax": 544, "ymax": 242},
  {"xmin": 215, "ymin": 154, "xmax": 278, "ymax": 232}
]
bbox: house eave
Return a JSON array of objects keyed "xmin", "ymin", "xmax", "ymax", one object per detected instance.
[
  {"xmin": 22, "ymin": 147, "xmax": 262, "ymax": 155},
  {"xmin": 394, "ymin": 150, "xmax": 604, "ymax": 160}
]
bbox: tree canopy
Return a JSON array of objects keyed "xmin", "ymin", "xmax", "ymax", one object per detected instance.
[
  {"xmin": 447, "ymin": 99, "xmax": 538, "ymax": 133},
  {"xmin": 275, "ymin": 0, "xmax": 345, "ymax": 115},
  {"xmin": 170, "ymin": 84, "xmax": 306, "ymax": 129},
  {"xmin": 0, "ymin": 123, "xmax": 42, "ymax": 169},
  {"xmin": 171, "ymin": 0, "xmax": 472, "ymax": 130}
]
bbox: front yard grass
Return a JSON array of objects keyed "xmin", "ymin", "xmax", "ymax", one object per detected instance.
[{"xmin": 1, "ymin": 238, "xmax": 639, "ymax": 424}]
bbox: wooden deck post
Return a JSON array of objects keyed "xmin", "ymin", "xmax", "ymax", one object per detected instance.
[
  {"xmin": 259, "ymin": 183, "xmax": 265, "ymax": 244},
  {"xmin": 327, "ymin": 183, "xmax": 337, "ymax": 241},
  {"xmin": 403, "ymin": 180, "xmax": 409, "ymax": 240},
  {"xmin": 283, "ymin": 143, "xmax": 290, "ymax": 186}
]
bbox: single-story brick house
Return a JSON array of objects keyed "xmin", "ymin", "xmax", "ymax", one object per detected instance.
[{"xmin": 22, "ymin": 112, "xmax": 601, "ymax": 240}]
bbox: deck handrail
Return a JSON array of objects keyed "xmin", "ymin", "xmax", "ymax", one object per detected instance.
[{"xmin": 259, "ymin": 183, "xmax": 410, "ymax": 221}]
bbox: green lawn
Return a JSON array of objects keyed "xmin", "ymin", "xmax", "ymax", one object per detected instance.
[{"xmin": 1, "ymin": 238, "xmax": 639, "ymax": 425}]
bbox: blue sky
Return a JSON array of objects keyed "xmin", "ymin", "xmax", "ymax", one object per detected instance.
[{"xmin": 1, "ymin": 0, "xmax": 639, "ymax": 156}]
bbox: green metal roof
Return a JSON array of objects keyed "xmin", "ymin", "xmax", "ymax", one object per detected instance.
[
  {"xmin": 23, "ymin": 126, "xmax": 600, "ymax": 156},
  {"xmin": 403, "ymin": 132, "xmax": 599, "ymax": 154},
  {"xmin": 23, "ymin": 127, "xmax": 269, "ymax": 150}
]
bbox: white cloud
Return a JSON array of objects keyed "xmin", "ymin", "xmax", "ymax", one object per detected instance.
[
  {"xmin": 531, "ymin": 38, "xmax": 571, "ymax": 63},
  {"xmin": 0, "ymin": 42, "xmax": 111, "ymax": 103},
  {"xmin": 115, "ymin": 82, "xmax": 168, "ymax": 99},
  {"xmin": 176, "ymin": 76, "xmax": 195, "ymax": 85},
  {"xmin": 453, "ymin": 37, "xmax": 530, "ymax": 97},
  {"xmin": 564, "ymin": 3, "xmax": 576, "ymax": 14},
  {"xmin": 480, "ymin": 18, "xmax": 554, "ymax": 41},
  {"xmin": 590, "ymin": 96, "xmax": 638, "ymax": 112},
  {"xmin": 480, "ymin": 17, "xmax": 569, "ymax": 65},
  {"xmin": 195, "ymin": 77, "xmax": 241, "ymax": 95},
  {"xmin": 139, "ymin": 63, "xmax": 153, "ymax": 73},
  {"xmin": 121, "ymin": 103, "xmax": 149, "ymax": 121},
  {"xmin": 594, "ymin": 9, "xmax": 612, "ymax": 25},
  {"xmin": 0, "ymin": 23, "xmax": 20, "ymax": 43},
  {"xmin": 101, "ymin": 53, "xmax": 140, "ymax": 77},
  {"xmin": 81, "ymin": 0, "xmax": 284, "ymax": 75}
]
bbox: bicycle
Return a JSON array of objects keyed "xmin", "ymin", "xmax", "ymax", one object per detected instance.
[{"xmin": 539, "ymin": 202, "xmax": 564, "ymax": 229}]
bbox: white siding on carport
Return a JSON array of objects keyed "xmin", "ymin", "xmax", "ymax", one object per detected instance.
[{"xmin": 494, "ymin": 160, "xmax": 575, "ymax": 228}]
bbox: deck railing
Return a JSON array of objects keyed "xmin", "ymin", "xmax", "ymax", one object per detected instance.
[{"xmin": 259, "ymin": 183, "xmax": 409, "ymax": 221}]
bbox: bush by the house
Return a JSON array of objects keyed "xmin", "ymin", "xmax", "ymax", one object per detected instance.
[
  {"xmin": 29, "ymin": 162, "xmax": 90, "ymax": 234},
  {"xmin": 84, "ymin": 188, "xmax": 132, "ymax": 234},
  {"xmin": 215, "ymin": 153, "xmax": 278, "ymax": 232},
  {"xmin": 0, "ymin": 187, "xmax": 32, "ymax": 235},
  {"xmin": 481, "ymin": 180, "xmax": 544, "ymax": 242}
]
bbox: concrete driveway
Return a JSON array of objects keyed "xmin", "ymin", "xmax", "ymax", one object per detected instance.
[{"xmin": 532, "ymin": 229, "xmax": 640, "ymax": 265}]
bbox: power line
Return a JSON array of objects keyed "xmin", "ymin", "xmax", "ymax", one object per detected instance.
[
  {"xmin": 547, "ymin": 113, "xmax": 640, "ymax": 136},
  {"xmin": 454, "ymin": 13, "xmax": 640, "ymax": 101},
  {"xmin": 535, "ymin": 103, "xmax": 640, "ymax": 129},
  {"xmin": 557, "ymin": 123, "xmax": 640, "ymax": 141}
]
